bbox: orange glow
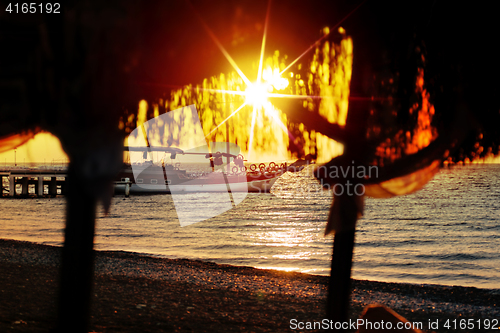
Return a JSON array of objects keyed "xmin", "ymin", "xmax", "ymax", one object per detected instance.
[
  {"xmin": 301, "ymin": 32, "xmax": 353, "ymax": 163},
  {"xmin": 365, "ymin": 160, "xmax": 441, "ymax": 198},
  {"xmin": 375, "ymin": 68, "xmax": 438, "ymax": 164},
  {"xmin": 0, "ymin": 132, "xmax": 68, "ymax": 165},
  {"xmin": 405, "ymin": 68, "xmax": 437, "ymax": 155},
  {"xmin": 124, "ymin": 25, "xmax": 353, "ymax": 163},
  {"xmin": 0, "ymin": 130, "xmax": 39, "ymax": 154},
  {"xmin": 128, "ymin": 53, "xmax": 296, "ymax": 162}
]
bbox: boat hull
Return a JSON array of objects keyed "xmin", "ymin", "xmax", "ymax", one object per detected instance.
[{"xmin": 114, "ymin": 173, "xmax": 280, "ymax": 194}]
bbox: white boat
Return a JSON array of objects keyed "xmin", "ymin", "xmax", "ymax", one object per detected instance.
[
  {"xmin": 115, "ymin": 146, "xmax": 311, "ymax": 194},
  {"xmin": 115, "ymin": 163, "xmax": 285, "ymax": 194}
]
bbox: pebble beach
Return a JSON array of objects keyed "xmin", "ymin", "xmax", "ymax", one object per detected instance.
[{"xmin": 1, "ymin": 238, "xmax": 498, "ymax": 332}]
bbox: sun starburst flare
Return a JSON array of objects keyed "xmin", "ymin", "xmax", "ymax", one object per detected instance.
[
  {"xmin": 245, "ymin": 82, "xmax": 271, "ymax": 108},
  {"xmin": 186, "ymin": 0, "xmax": 306, "ymax": 161},
  {"xmin": 123, "ymin": 0, "xmax": 358, "ymax": 163}
]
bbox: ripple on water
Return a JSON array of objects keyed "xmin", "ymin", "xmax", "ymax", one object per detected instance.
[{"xmin": 1, "ymin": 165, "xmax": 500, "ymax": 288}]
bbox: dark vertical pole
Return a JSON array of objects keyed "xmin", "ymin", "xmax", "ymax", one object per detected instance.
[
  {"xmin": 324, "ymin": 178, "xmax": 362, "ymax": 329},
  {"xmin": 49, "ymin": 177, "xmax": 57, "ymax": 196},
  {"xmin": 323, "ymin": 29, "xmax": 371, "ymax": 322},
  {"xmin": 327, "ymin": 229, "xmax": 356, "ymax": 327},
  {"xmin": 56, "ymin": 163, "xmax": 97, "ymax": 333}
]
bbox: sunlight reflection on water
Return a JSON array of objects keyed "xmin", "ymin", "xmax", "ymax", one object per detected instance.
[{"xmin": 1, "ymin": 165, "xmax": 499, "ymax": 288}]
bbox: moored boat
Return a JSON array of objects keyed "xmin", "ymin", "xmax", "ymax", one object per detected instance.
[
  {"xmin": 115, "ymin": 146, "xmax": 311, "ymax": 194},
  {"xmin": 115, "ymin": 162, "xmax": 285, "ymax": 194}
]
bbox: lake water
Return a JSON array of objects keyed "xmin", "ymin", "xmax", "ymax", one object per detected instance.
[{"xmin": 1, "ymin": 164, "xmax": 499, "ymax": 289}]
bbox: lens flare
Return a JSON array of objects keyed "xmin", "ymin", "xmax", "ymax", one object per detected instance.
[
  {"xmin": 126, "ymin": 0, "xmax": 356, "ymax": 163},
  {"xmin": 245, "ymin": 82, "xmax": 271, "ymax": 108}
]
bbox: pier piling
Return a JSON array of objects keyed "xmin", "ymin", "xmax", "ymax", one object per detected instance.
[
  {"xmin": 21, "ymin": 177, "xmax": 28, "ymax": 196},
  {"xmin": 0, "ymin": 174, "xmax": 8, "ymax": 196},
  {"xmin": 1, "ymin": 168, "xmax": 67, "ymax": 197},
  {"xmin": 1, "ymin": 168, "xmax": 127, "ymax": 198},
  {"xmin": 38, "ymin": 177, "xmax": 44, "ymax": 196},
  {"xmin": 9, "ymin": 175, "xmax": 14, "ymax": 197},
  {"xmin": 49, "ymin": 177, "xmax": 57, "ymax": 196},
  {"xmin": 124, "ymin": 177, "xmax": 130, "ymax": 197}
]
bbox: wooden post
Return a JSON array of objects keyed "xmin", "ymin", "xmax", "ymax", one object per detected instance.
[
  {"xmin": 1, "ymin": 175, "xmax": 5, "ymax": 196},
  {"xmin": 49, "ymin": 177, "xmax": 57, "ymax": 196},
  {"xmin": 124, "ymin": 177, "xmax": 130, "ymax": 197},
  {"xmin": 21, "ymin": 177, "xmax": 28, "ymax": 196},
  {"xmin": 9, "ymin": 175, "xmax": 14, "ymax": 196},
  {"xmin": 61, "ymin": 177, "xmax": 67, "ymax": 195},
  {"xmin": 37, "ymin": 177, "xmax": 44, "ymax": 196},
  {"xmin": 327, "ymin": 229, "xmax": 356, "ymax": 326},
  {"xmin": 55, "ymin": 165, "xmax": 97, "ymax": 333},
  {"xmin": 323, "ymin": 165, "xmax": 364, "ymax": 328}
]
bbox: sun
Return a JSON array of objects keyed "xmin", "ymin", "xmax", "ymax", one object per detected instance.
[
  {"xmin": 194, "ymin": 0, "xmax": 330, "ymax": 159},
  {"xmin": 245, "ymin": 82, "xmax": 272, "ymax": 108}
]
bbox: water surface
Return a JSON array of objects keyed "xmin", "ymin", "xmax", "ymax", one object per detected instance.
[{"xmin": 1, "ymin": 165, "xmax": 498, "ymax": 289}]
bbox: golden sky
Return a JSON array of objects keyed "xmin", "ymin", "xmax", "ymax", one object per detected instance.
[
  {"xmin": 0, "ymin": 132, "xmax": 68, "ymax": 165},
  {"xmin": 1, "ymin": 131, "xmax": 498, "ymax": 166}
]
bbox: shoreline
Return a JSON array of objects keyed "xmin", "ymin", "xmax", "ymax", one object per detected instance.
[
  {"xmin": 1, "ymin": 238, "xmax": 499, "ymax": 332},
  {"xmin": 5, "ymin": 235, "xmax": 498, "ymax": 291}
]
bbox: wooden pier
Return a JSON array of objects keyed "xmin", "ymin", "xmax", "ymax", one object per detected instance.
[
  {"xmin": 1, "ymin": 168, "xmax": 67, "ymax": 197},
  {"xmin": 1, "ymin": 168, "xmax": 132, "ymax": 197}
]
